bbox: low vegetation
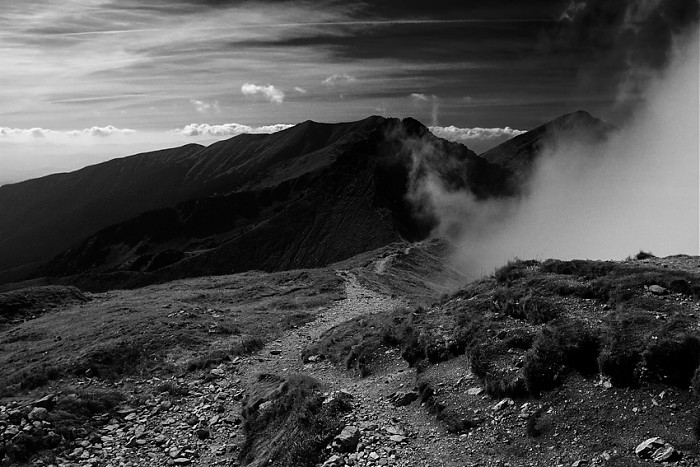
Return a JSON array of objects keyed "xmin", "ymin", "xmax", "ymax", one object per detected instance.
[
  {"xmin": 301, "ymin": 308, "xmax": 413, "ymax": 376},
  {"xmin": 239, "ymin": 374, "xmax": 351, "ymax": 467},
  {"xmin": 309, "ymin": 256, "xmax": 700, "ymax": 408},
  {"xmin": 0, "ymin": 268, "xmax": 344, "ymax": 398}
]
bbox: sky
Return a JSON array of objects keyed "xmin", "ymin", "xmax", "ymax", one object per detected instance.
[{"xmin": 0, "ymin": 0, "xmax": 698, "ymax": 183}]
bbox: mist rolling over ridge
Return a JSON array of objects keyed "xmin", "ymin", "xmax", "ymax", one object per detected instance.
[{"xmin": 410, "ymin": 27, "xmax": 700, "ymax": 278}]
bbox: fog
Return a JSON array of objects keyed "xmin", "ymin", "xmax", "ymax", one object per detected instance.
[{"xmin": 415, "ymin": 27, "xmax": 699, "ymax": 278}]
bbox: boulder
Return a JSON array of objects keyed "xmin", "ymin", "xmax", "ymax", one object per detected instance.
[
  {"xmin": 333, "ymin": 425, "xmax": 360, "ymax": 452},
  {"xmin": 635, "ymin": 437, "xmax": 666, "ymax": 459}
]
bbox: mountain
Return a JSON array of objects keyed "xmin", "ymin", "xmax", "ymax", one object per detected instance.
[
  {"xmin": 480, "ymin": 110, "xmax": 614, "ymax": 182},
  {"xmin": 3, "ymin": 116, "xmax": 514, "ymax": 290},
  {"xmin": 0, "ymin": 116, "xmax": 395, "ymax": 284}
]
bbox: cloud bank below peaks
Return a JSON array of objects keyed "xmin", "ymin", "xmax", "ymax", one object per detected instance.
[
  {"xmin": 171, "ymin": 123, "xmax": 294, "ymax": 137},
  {"xmin": 429, "ymin": 125, "xmax": 527, "ymax": 153}
]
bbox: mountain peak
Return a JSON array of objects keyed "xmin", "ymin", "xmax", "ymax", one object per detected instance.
[{"xmin": 480, "ymin": 110, "xmax": 613, "ymax": 181}]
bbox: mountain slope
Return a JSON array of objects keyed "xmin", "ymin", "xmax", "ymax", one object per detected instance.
[
  {"xmin": 0, "ymin": 117, "xmax": 387, "ymax": 283},
  {"xmin": 480, "ymin": 110, "xmax": 614, "ymax": 181},
  {"xmin": 31, "ymin": 118, "xmax": 514, "ymax": 291}
]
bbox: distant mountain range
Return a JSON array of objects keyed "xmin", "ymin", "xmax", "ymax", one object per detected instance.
[{"xmin": 0, "ymin": 112, "xmax": 609, "ymax": 291}]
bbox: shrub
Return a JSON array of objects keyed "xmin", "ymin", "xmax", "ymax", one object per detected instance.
[
  {"xmin": 50, "ymin": 389, "xmax": 125, "ymax": 441},
  {"xmin": 231, "ymin": 336, "xmax": 265, "ymax": 356},
  {"xmin": 520, "ymin": 295, "xmax": 562, "ymax": 325},
  {"xmin": 437, "ymin": 408, "xmax": 480, "ymax": 434},
  {"xmin": 0, "ymin": 365, "xmax": 62, "ymax": 396},
  {"xmin": 483, "ymin": 374, "xmax": 528, "ymax": 399},
  {"xmin": 302, "ymin": 308, "xmax": 413, "ymax": 375},
  {"xmin": 598, "ymin": 336, "xmax": 644, "ymax": 387},
  {"xmin": 523, "ymin": 319, "xmax": 600, "ymax": 396},
  {"xmin": 239, "ymin": 374, "xmax": 350, "ymax": 467},
  {"xmin": 642, "ymin": 335, "xmax": 700, "ymax": 387},
  {"xmin": 492, "ymin": 288, "xmax": 561, "ymax": 325},
  {"xmin": 77, "ymin": 340, "xmax": 144, "ymax": 378},
  {"xmin": 635, "ymin": 251, "xmax": 655, "ymax": 260},
  {"xmin": 494, "ymin": 259, "xmax": 540, "ymax": 283},
  {"xmin": 540, "ymin": 259, "xmax": 616, "ymax": 279},
  {"xmin": 526, "ymin": 407, "xmax": 545, "ymax": 437}
]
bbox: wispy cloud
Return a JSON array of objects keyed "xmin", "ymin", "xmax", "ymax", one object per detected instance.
[
  {"xmin": 410, "ymin": 93, "xmax": 429, "ymax": 101},
  {"xmin": 171, "ymin": 122, "xmax": 293, "ymax": 137},
  {"xmin": 190, "ymin": 99, "xmax": 221, "ymax": 113},
  {"xmin": 241, "ymin": 83, "xmax": 285, "ymax": 104},
  {"xmin": 0, "ymin": 125, "xmax": 136, "ymax": 139},
  {"xmin": 322, "ymin": 73, "xmax": 356, "ymax": 85},
  {"xmin": 294, "ymin": 87, "xmax": 308, "ymax": 94},
  {"xmin": 429, "ymin": 125, "xmax": 526, "ymax": 153}
]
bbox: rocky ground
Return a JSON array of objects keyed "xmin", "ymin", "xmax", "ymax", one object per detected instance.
[{"xmin": 2, "ymin": 253, "xmax": 700, "ymax": 466}]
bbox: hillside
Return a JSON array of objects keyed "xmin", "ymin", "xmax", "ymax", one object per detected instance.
[
  {"xmin": 1, "ymin": 246, "xmax": 699, "ymax": 466},
  {"xmin": 480, "ymin": 110, "xmax": 614, "ymax": 182},
  {"xmin": 0, "ymin": 117, "xmax": 387, "ymax": 283},
  {"xmin": 18, "ymin": 118, "xmax": 513, "ymax": 291}
]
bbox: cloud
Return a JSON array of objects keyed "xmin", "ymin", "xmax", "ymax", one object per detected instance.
[
  {"xmin": 429, "ymin": 125, "xmax": 526, "ymax": 152},
  {"xmin": 322, "ymin": 73, "xmax": 356, "ymax": 85},
  {"xmin": 410, "ymin": 93, "xmax": 429, "ymax": 101},
  {"xmin": 0, "ymin": 125, "xmax": 136, "ymax": 139},
  {"xmin": 410, "ymin": 26, "xmax": 699, "ymax": 279},
  {"xmin": 171, "ymin": 122, "xmax": 293, "ymax": 137},
  {"xmin": 241, "ymin": 83, "xmax": 285, "ymax": 103},
  {"xmin": 190, "ymin": 99, "xmax": 220, "ymax": 113},
  {"xmin": 294, "ymin": 86, "xmax": 308, "ymax": 94}
]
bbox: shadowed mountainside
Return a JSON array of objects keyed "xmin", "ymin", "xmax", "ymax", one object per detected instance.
[
  {"xmin": 1, "ymin": 111, "xmax": 611, "ymax": 291},
  {"xmin": 26, "ymin": 118, "xmax": 513, "ymax": 291},
  {"xmin": 480, "ymin": 110, "xmax": 614, "ymax": 181},
  {"xmin": 0, "ymin": 117, "xmax": 387, "ymax": 282}
]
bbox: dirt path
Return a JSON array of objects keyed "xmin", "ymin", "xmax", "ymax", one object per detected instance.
[
  {"xmin": 39, "ymin": 270, "xmax": 468, "ymax": 467},
  {"xmin": 225, "ymin": 270, "xmax": 469, "ymax": 467}
]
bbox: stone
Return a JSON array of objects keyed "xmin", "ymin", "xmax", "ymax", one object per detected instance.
[
  {"xmin": 33, "ymin": 394, "xmax": 56, "ymax": 410},
  {"xmin": 333, "ymin": 425, "xmax": 361, "ymax": 453},
  {"xmin": 388, "ymin": 435, "xmax": 405, "ymax": 443},
  {"xmin": 652, "ymin": 444, "xmax": 679, "ymax": 463},
  {"xmin": 571, "ymin": 460, "xmax": 588, "ymax": 467},
  {"xmin": 648, "ymin": 285, "xmax": 669, "ymax": 296},
  {"xmin": 173, "ymin": 458, "xmax": 191, "ymax": 465},
  {"xmin": 269, "ymin": 349, "xmax": 282, "ymax": 355},
  {"xmin": 492, "ymin": 398, "xmax": 514, "ymax": 411},
  {"xmin": 27, "ymin": 407, "xmax": 49, "ymax": 421},
  {"xmin": 635, "ymin": 437, "xmax": 666, "ymax": 459},
  {"xmin": 467, "ymin": 387, "xmax": 484, "ymax": 396},
  {"xmin": 388, "ymin": 391, "xmax": 419, "ymax": 407},
  {"xmin": 322, "ymin": 454, "xmax": 341, "ymax": 467}
]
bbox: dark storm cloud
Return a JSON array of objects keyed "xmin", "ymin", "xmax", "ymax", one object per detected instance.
[{"xmin": 540, "ymin": 0, "xmax": 699, "ymax": 103}]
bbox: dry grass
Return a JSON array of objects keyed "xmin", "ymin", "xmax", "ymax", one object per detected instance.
[{"xmin": 0, "ymin": 268, "xmax": 343, "ymax": 397}]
